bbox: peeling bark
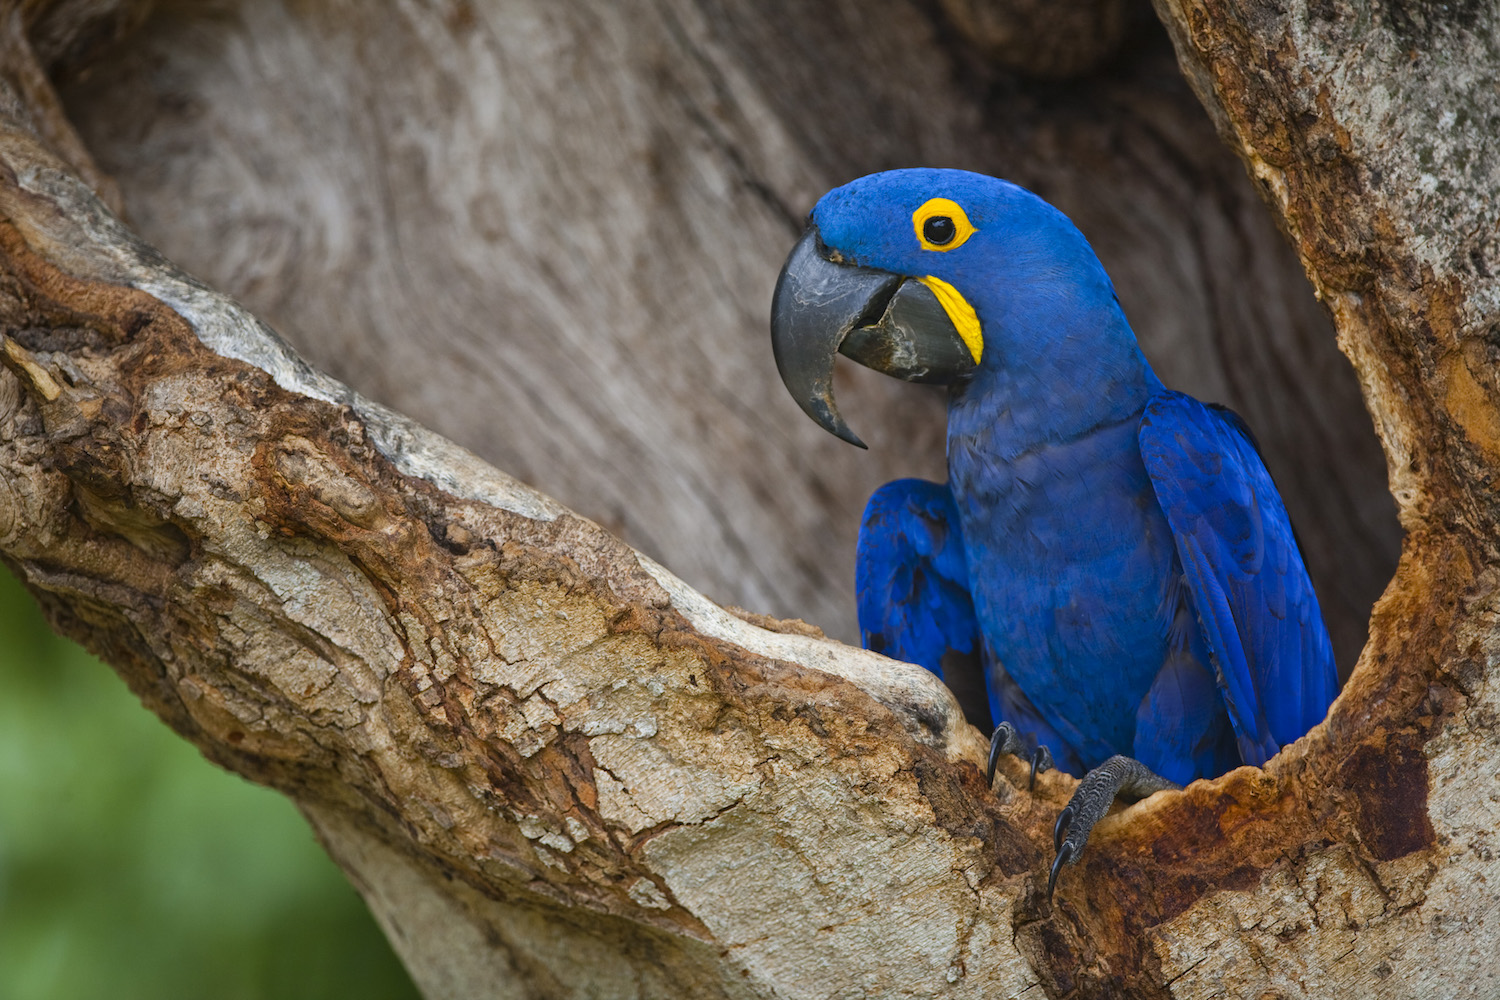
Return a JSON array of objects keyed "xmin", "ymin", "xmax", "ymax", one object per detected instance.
[
  {"xmin": 56, "ymin": 0, "xmax": 1399, "ymax": 673},
  {"xmin": 0, "ymin": 106, "xmax": 1033, "ymax": 998},
  {"xmin": 1, "ymin": 0, "xmax": 1494, "ymax": 997}
]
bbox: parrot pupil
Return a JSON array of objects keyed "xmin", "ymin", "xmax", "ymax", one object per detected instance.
[{"xmin": 924, "ymin": 216, "xmax": 956, "ymax": 246}]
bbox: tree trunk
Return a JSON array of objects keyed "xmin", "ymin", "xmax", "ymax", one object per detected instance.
[{"xmin": 0, "ymin": 0, "xmax": 1488, "ymax": 996}]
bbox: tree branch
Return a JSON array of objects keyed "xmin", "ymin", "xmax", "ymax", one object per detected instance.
[
  {"xmin": 0, "ymin": 0, "xmax": 144, "ymax": 214},
  {"xmin": 0, "ymin": 104, "xmax": 1053, "ymax": 996},
  {"xmin": 1, "ymin": 1, "xmax": 1495, "ymax": 996}
]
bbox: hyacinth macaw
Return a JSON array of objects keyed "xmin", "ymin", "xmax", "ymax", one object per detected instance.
[{"xmin": 769, "ymin": 168, "xmax": 1337, "ymax": 895}]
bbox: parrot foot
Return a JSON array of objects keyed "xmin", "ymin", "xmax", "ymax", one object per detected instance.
[
  {"xmin": 1048, "ymin": 755, "xmax": 1179, "ymax": 899},
  {"xmin": 986, "ymin": 721, "xmax": 1054, "ymax": 791}
]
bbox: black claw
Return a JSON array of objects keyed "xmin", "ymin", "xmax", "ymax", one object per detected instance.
[
  {"xmin": 1047, "ymin": 841, "xmax": 1074, "ymax": 899},
  {"xmin": 1053, "ymin": 806, "xmax": 1073, "ymax": 852},
  {"xmin": 989, "ymin": 722, "xmax": 1055, "ymax": 793},
  {"xmin": 1028, "ymin": 745, "xmax": 1054, "ymax": 791},
  {"xmin": 1043, "ymin": 756, "xmax": 1179, "ymax": 902}
]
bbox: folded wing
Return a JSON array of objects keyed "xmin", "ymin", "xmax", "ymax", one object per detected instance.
[
  {"xmin": 856, "ymin": 478, "xmax": 989, "ymax": 727},
  {"xmin": 1139, "ymin": 392, "xmax": 1338, "ymax": 765}
]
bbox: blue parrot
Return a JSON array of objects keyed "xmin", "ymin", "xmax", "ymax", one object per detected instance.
[{"xmin": 769, "ymin": 168, "xmax": 1337, "ymax": 894}]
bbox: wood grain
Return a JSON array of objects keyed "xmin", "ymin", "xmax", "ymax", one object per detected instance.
[{"xmin": 60, "ymin": 0, "xmax": 1398, "ymax": 672}]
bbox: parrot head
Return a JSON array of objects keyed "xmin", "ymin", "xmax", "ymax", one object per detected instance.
[{"xmin": 771, "ymin": 168, "xmax": 1120, "ymax": 447}]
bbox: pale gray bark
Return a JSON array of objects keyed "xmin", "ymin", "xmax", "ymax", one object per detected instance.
[
  {"xmin": 3, "ymin": 0, "xmax": 1493, "ymax": 997},
  {"xmin": 59, "ymin": 0, "xmax": 1398, "ymax": 670}
]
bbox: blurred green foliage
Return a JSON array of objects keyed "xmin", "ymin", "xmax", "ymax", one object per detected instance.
[{"xmin": 0, "ymin": 569, "xmax": 419, "ymax": 1000}]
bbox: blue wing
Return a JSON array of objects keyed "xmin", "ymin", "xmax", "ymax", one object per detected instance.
[
  {"xmin": 856, "ymin": 479, "xmax": 989, "ymax": 726},
  {"xmin": 1139, "ymin": 392, "xmax": 1337, "ymax": 766}
]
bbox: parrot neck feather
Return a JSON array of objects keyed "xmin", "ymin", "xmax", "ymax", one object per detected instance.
[{"xmin": 947, "ymin": 293, "xmax": 1158, "ymax": 456}]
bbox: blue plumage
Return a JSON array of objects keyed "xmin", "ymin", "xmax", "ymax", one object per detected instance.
[
  {"xmin": 828, "ymin": 169, "xmax": 1336, "ymax": 786},
  {"xmin": 855, "ymin": 480, "xmax": 978, "ymax": 680}
]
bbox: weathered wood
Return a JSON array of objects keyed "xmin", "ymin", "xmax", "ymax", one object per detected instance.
[
  {"xmin": 57, "ymin": 0, "xmax": 1398, "ymax": 671},
  {"xmin": 0, "ymin": 110, "xmax": 1022, "ymax": 996},
  {"xmin": 1141, "ymin": 0, "xmax": 1500, "ymax": 991},
  {"xmin": 4, "ymin": 0, "xmax": 1493, "ymax": 996}
]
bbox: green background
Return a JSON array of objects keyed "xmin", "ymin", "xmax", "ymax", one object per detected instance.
[{"xmin": 0, "ymin": 569, "xmax": 419, "ymax": 1000}]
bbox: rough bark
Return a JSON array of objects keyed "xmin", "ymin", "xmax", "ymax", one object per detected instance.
[
  {"xmin": 0, "ymin": 0, "xmax": 1490, "ymax": 997},
  {"xmin": 55, "ymin": 0, "xmax": 1399, "ymax": 673}
]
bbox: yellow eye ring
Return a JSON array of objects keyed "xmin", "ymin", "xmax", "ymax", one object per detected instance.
[{"xmin": 913, "ymin": 198, "xmax": 976, "ymax": 252}]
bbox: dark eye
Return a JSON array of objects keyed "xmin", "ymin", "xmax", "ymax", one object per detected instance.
[{"xmin": 923, "ymin": 216, "xmax": 956, "ymax": 246}]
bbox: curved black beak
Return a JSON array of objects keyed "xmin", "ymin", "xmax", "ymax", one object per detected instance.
[{"xmin": 770, "ymin": 224, "xmax": 977, "ymax": 447}]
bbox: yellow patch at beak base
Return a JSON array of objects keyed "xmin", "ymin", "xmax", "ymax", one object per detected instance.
[{"xmin": 917, "ymin": 276, "xmax": 983, "ymax": 364}]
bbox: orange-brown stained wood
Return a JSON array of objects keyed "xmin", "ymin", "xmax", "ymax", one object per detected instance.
[
  {"xmin": 4, "ymin": 0, "xmax": 1500, "ymax": 992},
  {"xmin": 0, "ymin": 84, "xmax": 1489, "ymax": 998},
  {"xmin": 0, "ymin": 149, "xmax": 1054, "ymax": 989}
]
